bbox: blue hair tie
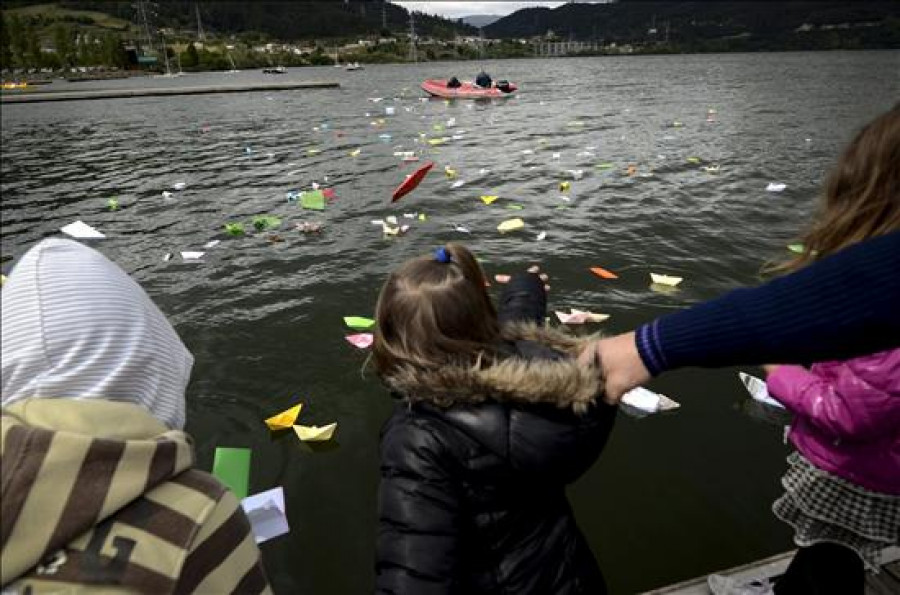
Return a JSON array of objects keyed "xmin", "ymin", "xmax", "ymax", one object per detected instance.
[{"xmin": 434, "ymin": 247, "xmax": 452, "ymax": 263}]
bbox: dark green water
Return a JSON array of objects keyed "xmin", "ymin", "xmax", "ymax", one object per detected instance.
[{"xmin": 2, "ymin": 51, "xmax": 898, "ymax": 593}]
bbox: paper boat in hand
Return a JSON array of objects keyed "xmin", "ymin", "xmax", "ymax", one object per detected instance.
[
  {"xmin": 621, "ymin": 387, "xmax": 681, "ymax": 413},
  {"xmin": 294, "ymin": 422, "xmax": 337, "ymax": 442},
  {"xmin": 555, "ymin": 309, "xmax": 610, "ymax": 325},
  {"xmin": 264, "ymin": 403, "xmax": 303, "ymax": 431},
  {"xmin": 739, "ymin": 372, "xmax": 785, "ymax": 409}
]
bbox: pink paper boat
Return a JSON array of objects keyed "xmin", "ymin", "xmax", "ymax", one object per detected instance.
[{"xmin": 346, "ymin": 333, "xmax": 374, "ymax": 349}]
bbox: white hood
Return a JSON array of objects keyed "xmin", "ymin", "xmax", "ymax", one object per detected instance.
[{"xmin": 1, "ymin": 239, "xmax": 193, "ymax": 429}]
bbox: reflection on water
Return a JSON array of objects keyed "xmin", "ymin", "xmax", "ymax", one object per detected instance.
[{"xmin": 2, "ymin": 51, "xmax": 898, "ymax": 593}]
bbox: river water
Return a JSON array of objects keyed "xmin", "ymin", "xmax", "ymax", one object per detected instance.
[{"xmin": 2, "ymin": 51, "xmax": 898, "ymax": 593}]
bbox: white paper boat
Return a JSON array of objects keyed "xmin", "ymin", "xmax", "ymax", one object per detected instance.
[
  {"xmin": 180, "ymin": 251, "xmax": 205, "ymax": 260},
  {"xmin": 241, "ymin": 487, "xmax": 289, "ymax": 544},
  {"xmin": 172, "ymin": 182, "xmax": 187, "ymax": 190},
  {"xmin": 293, "ymin": 422, "xmax": 337, "ymax": 442},
  {"xmin": 536, "ymin": 231, "xmax": 547, "ymax": 241},
  {"xmin": 739, "ymin": 372, "xmax": 785, "ymax": 409},
  {"xmin": 203, "ymin": 240, "xmax": 221, "ymax": 249},
  {"xmin": 621, "ymin": 386, "xmax": 680, "ymax": 413},
  {"xmin": 650, "ymin": 273, "xmax": 683, "ymax": 286},
  {"xmin": 60, "ymin": 221, "xmax": 105, "ymax": 239},
  {"xmin": 554, "ymin": 309, "xmax": 610, "ymax": 324},
  {"xmin": 454, "ymin": 225, "xmax": 471, "ymax": 234},
  {"xmin": 451, "ymin": 180, "xmax": 465, "ymax": 188},
  {"xmin": 766, "ymin": 182, "xmax": 786, "ymax": 192}
]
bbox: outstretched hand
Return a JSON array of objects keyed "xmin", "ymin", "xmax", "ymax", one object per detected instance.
[
  {"xmin": 577, "ymin": 332, "xmax": 651, "ymax": 405},
  {"xmin": 494, "ymin": 265, "xmax": 551, "ymax": 292}
]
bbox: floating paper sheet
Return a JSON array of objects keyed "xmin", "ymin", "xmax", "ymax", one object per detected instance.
[
  {"xmin": 453, "ymin": 224, "xmax": 471, "ymax": 234},
  {"xmin": 621, "ymin": 387, "xmax": 681, "ymax": 414},
  {"xmin": 554, "ymin": 309, "xmax": 610, "ymax": 324},
  {"xmin": 242, "ymin": 487, "xmax": 289, "ymax": 544},
  {"xmin": 204, "ymin": 240, "xmax": 221, "ymax": 249},
  {"xmin": 536, "ymin": 231, "xmax": 547, "ymax": 241},
  {"xmin": 212, "ymin": 447, "xmax": 251, "ymax": 500},
  {"xmin": 497, "ymin": 218, "xmax": 525, "ymax": 233},
  {"xmin": 344, "ymin": 316, "xmax": 375, "ymax": 330},
  {"xmin": 60, "ymin": 221, "xmax": 105, "ymax": 239},
  {"xmin": 173, "ymin": 182, "xmax": 187, "ymax": 190},
  {"xmin": 739, "ymin": 372, "xmax": 785, "ymax": 409},
  {"xmin": 181, "ymin": 251, "xmax": 205, "ymax": 260},
  {"xmin": 300, "ymin": 190, "xmax": 326, "ymax": 211},
  {"xmin": 265, "ymin": 403, "xmax": 303, "ymax": 431},
  {"xmin": 346, "ymin": 333, "xmax": 374, "ymax": 349},
  {"xmin": 451, "ymin": 180, "xmax": 465, "ymax": 188},
  {"xmin": 481, "ymin": 195, "xmax": 499, "ymax": 205},
  {"xmin": 650, "ymin": 273, "xmax": 682, "ymax": 286},
  {"xmin": 766, "ymin": 182, "xmax": 786, "ymax": 192},
  {"xmin": 590, "ymin": 267, "xmax": 618, "ymax": 280},
  {"xmin": 294, "ymin": 422, "xmax": 337, "ymax": 442}
]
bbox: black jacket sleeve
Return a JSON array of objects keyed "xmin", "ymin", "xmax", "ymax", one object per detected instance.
[
  {"xmin": 497, "ymin": 272, "xmax": 547, "ymax": 326},
  {"xmin": 376, "ymin": 412, "xmax": 462, "ymax": 594}
]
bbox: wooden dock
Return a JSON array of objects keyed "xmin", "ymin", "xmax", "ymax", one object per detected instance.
[
  {"xmin": 643, "ymin": 547, "xmax": 900, "ymax": 594},
  {"xmin": 0, "ymin": 81, "xmax": 339, "ymax": 104}
]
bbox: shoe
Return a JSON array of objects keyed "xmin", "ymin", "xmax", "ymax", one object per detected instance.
[{"xmin": 707, "ymin": 573, "xmax": 774, "ymax": 595}]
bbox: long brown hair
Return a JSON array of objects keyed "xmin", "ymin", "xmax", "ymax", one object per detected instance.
[
  {"xmin": 373, "ymin": 243, "xmax": 499, "ymax": 376},
  {"xmin": 769, "ymin": 103, "xmax": 900, "ymax": 275}
]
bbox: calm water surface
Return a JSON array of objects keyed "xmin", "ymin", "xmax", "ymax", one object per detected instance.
[{"xmin": 2, "ymin": 51, "xmax": 899, "ymax": 594}]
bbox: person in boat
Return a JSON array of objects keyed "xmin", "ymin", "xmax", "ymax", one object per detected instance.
[
  {"xmin": 447, "ymin": 76, "xmax": 462, "ymax": 88},
  {"xmin": 474, "ymin": 71, "xmax": 492, "ymax": 88}
]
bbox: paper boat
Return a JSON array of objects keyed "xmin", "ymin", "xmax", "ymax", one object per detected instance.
[
  {"xmin": 265, "ymin": 403, "xmax": 303, "ymax": 431},
  {"xmin": 650, "ymin": 273, "xmax": 683, "ymax": 286},
  {"xmin": 766, "ymin": 182, "xmax": 786, "ymax": 192},
  {"xmin": 738, "ymin": 372, "xmax": 785, "ymax": 409},
  {"xmin": 497, "ymin": 218, "xmax": 525, "ymax": 233},
  {"xmin": 536, "ymin": 231, "xmax": 547, "ymax": 241},
  {"xmin": 481, "ymin": 195, "xmax": 499, "ymax": 205},
  {"xmin": 590, "ymin": 266, "xmax": 618, "ymax": 280},
  {"xmin": 346, "ymin": 333, "xmax": 374, "ymax": 349},
  {"xmin": 181, "ymin": 251, "xmax": 205, "ymax": 260},
  {"xmin": 60, "ymin": 221, "xmax": 105, "ymax": 239},
  {"xmin": 621, "ymin": 387, "xmax": 680, "ymax": 413},
  {"xmin": 294, "ymin": 422, "xmax": 337, "ymax": 442},
  {"xmin": 344, "ymin": 316, "xmax": 375, "ymax": 330},
  {"xmin": 555, "ymin": 309, "xmax": 610, "ymax": 325}
]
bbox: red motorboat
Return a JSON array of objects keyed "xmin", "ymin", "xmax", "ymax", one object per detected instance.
[{"xmin": 421, "ymin": 79, "xmax": 517, "ymax": 99}]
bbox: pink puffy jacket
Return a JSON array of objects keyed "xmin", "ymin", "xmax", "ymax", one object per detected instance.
[{"xmin": 766, "ymin": 348, "xmax": 900, "ymax": 495}]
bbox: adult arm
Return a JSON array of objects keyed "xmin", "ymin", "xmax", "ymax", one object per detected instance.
[
  {"xmin": 766, "ymin": 359, "xmax": 900, "ymax": 439},
  {"xmin": 636, "ymin": 231, "xmax": 900, "ymax": 375},
  {"xmin": 376, "ymin": 415, "xmax": 461, "ymax": 594}
]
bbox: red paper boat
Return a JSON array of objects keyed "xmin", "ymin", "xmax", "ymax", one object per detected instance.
[{"xmin": 392, "ymin": 161, "xmax": 434, "ymax": 202}]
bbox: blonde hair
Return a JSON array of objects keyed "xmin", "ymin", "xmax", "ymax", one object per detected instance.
[
  {"xmin": 373, "ymin": 243, "xmax": 499, "ymax": 376},
  {"xmin": 768, "ymin": 103, "xmax": 900, "ymax": 275}
]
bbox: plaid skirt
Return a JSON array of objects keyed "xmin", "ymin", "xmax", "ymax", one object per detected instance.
[{"xmin": 772, "ymin": 452, "xmax": 900, "ymax": 571}]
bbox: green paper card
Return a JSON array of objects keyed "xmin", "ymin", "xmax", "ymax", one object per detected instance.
[{"xmin": 212, "ymin": 447, "xmax": 251, "ymax": 499}]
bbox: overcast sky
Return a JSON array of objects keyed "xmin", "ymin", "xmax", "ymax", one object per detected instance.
[{"xmin": 392, "ymin": 2, "xmax": 570, "ymax": 20}]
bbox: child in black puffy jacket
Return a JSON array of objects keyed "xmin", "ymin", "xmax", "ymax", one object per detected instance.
[{"xmin": 373, "ymin": 243, "xmax": 616, "ymax": 594}]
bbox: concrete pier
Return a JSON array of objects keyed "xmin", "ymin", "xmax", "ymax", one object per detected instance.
[{"xmin": 0, "ymin": 81, "xmax": 340, "ymax": 104}]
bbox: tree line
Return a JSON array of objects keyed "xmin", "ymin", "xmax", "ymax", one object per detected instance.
[{"xmin": 1, "ymin": 12, "xmax": 128, "ymax": 71}]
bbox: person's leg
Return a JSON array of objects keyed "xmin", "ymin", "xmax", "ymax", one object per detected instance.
[{"xmin": 774, "ymin": 543, "xmax": 864, "ymax": 595}]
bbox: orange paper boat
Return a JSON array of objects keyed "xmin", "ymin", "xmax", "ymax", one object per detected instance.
[{"xmin": 590, "ymin": 267, "xmax": 619, "ymax": 280}]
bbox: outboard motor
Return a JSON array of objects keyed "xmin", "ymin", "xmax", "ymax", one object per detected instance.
[{"xmin": 497, "ymin": 80, "xmax": 513, "ymax": 93}]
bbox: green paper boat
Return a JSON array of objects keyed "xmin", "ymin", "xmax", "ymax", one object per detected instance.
[
  {"xmin": 344, "ymin": 316, "xmax": 375, "ymax": 330},
  {"xmin": 301, "ymin": 190, "xmax": 326, "ymax": 211}
]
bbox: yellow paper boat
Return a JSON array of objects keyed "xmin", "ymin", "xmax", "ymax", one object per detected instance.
[
  {"xmin": 650, "ymin": 273, "xmax": 683, "ymax": 286},
  {"xmin": 265, "ymin": 403, "xmax": 303, "ymax": 431},
  {"xmin": 559, "ymin": 181, "xmax": 570, "ymax": 192},
  {"xmin": 349, "ymin": 148, "xmax": 361, "ymax": 157},
  {"xmin": 293, "ymin": 422, "xmax": 337, "ymax": 442},
  {"xmin": 481, "ymin": 195, "xmax": 499, "ymax": 205},
  {"xmin": 428, "ymin": 137, "xmax": 448, "ymax": 146},
  {"xmin": 444, "ymin": 167, "xmax": 458, "ymax": 179},
  {"xmin": 497, "ymin": 218, "xmax": 525, "ymax": 233}
]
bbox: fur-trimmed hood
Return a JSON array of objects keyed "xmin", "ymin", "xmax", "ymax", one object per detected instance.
[{"xmin": 381, "ymin": 322, "xmax": 604, "ymax": 413}]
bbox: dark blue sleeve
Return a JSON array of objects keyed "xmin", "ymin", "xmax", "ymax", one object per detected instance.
[
  {"xmin": 636, "ymin": 231, "xmax": 900, "ymax": 375},
  {"xmin": 497, "ymin": 272, "xmax": 547, "ymax": 326}
]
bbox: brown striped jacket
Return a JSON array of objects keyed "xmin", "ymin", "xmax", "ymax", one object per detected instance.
[{"xmin": 1, "ymin": 399, "xmax": 272, "ymax": 594}]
